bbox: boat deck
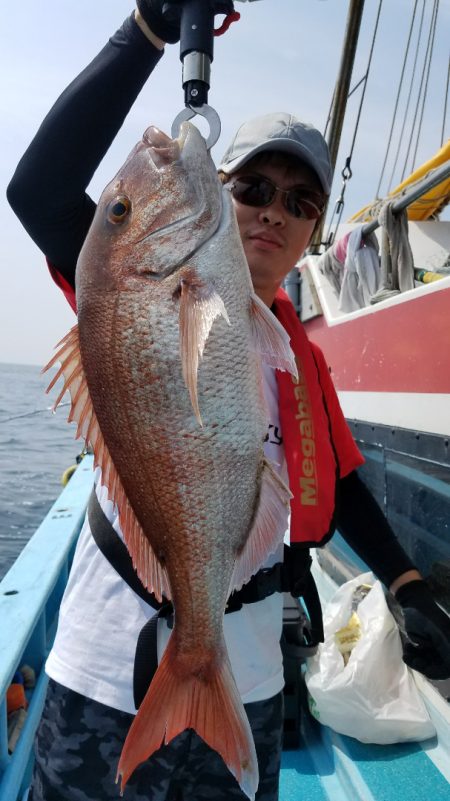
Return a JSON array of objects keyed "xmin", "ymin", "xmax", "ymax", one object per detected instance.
[
  {"xmin": 281, "ymin": 714, "xmax": 450, "ymax": 801},
  {"xmin": 0, "ymin": 459, "xmax": 449, "ymax": 801}
]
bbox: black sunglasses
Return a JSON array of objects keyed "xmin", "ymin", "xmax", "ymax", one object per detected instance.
[{"xmin": 226, "ymin": 174, "xmax": 325, "ymax": 220}]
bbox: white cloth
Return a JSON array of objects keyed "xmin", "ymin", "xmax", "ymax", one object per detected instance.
[
  {"xmin": 45, "ymin": 364, "xmax": 289, "ymax": 714},
  {"xmin": 377, "ymin": 201, "xmax": 414, "ymax": 295},
  {"xmin": 339, "ymin": 227, "xmax": 381, "ymax": 312}
]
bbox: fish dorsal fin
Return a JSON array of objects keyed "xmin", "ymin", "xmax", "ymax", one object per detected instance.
[
  {"xmin": 251, "ymin": 293, "xmax": 298, "ymax": 378},
  {"xmin": 179, "ymin": 271, "xmax": 230, "ymax": 425},
  {"xmin": 228, "ymin": 458, "xmax": 292, "ymax": 594},
  {"xmin": 43, "ymin": 325, "xmax": 171, "ymax": 603}
]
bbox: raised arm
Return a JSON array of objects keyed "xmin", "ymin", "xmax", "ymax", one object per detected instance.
[{"xmin": 7, "ymin": 12, "xmax": 164, "ymax": 285}]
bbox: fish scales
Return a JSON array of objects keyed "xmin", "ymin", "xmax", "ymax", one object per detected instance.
[{"xmin": 45, "ymin": 122, "xmax": 296, "ymax": 799}]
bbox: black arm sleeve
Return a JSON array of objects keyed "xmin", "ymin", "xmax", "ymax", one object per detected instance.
[
  {"xmin": 336, "ymin": 470, "xmax": 416, "ymax": 588},
  {"xmin": 6, "ymin": 13, "xmax": 163, "ymax": 287}
]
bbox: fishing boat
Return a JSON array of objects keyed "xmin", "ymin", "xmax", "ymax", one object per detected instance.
[
  {"xmin": 1, "ymin": 1, "xmax": 449, "ymax": 799},
  {"xmin": 1, "ymin": 454, "xmax": 449, "ymax": 800},
  {"xmin": 290, "ymin": 0, "xmax": 450, "ymax": 790},
  {"xmin": 292, "ymin": 0, "xmax": 450, "ymax": 658}
]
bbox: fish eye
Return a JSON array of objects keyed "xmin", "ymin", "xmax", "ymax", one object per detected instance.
[{"xmin": 108, "ymin": 196, "xmax": 131, "ymax": 224}]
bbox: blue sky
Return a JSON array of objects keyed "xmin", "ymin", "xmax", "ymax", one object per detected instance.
[{"xmin": 1, "ymin": 0, "xmax": 449, "ymax": 365}]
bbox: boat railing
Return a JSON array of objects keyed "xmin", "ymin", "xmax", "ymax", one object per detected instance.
[
  {"xmin": 360, "ymin": 159, "xmax": 450, "ymax": 237},
  {"xmin": 0, "ymin": 455, "xmax": 94, "ymax": 801},
  {"xmin": 292, "ymin": 158, "xmax": 450, "ymax": 322}
]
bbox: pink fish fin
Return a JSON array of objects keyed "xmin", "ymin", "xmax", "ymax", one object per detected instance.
[
  {"xmin": 43, "ymin": 326, "xmax": 107, "ymax": 451},
  {"xmin": 42, "ymin": 325, "xmax": 85, "ymax": 412},
  {"xmin": 179, "ymin": 272, "xmax": 230, "ymax": 425},
  {"xmin": 250, "ymin": 293, "xmax": 298, "ymax": 379},
  {"xmin": 119, "ymin": 495, "xmax": 172, "ymax": 603},
  {"xmin": 117, "ymin": 634, "xmax": 259, "ymax": 800},
  {"xmin": 43, "ymin": 326, "xmax": 171, "ymax": 602},
  {"xmin": 228, "ymin": 458, "xmax": 293, "ymax": 594}
]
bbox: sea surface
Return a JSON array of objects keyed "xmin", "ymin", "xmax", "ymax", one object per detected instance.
[{"xmin": 0, "ymin": 362, "xmax": 83, "ymax": 580}]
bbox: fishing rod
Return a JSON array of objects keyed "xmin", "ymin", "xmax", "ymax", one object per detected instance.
[{"xmin": 0, "ymin": 402, "xmax": 71, "ymax": 425}]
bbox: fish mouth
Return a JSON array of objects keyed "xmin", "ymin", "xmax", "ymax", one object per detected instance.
[
  {"xmin": 142, "ymin": 126, "xmax": 182, "ymax": 168},
  {"xmin": 134, "ymin": 124, "xmax": 201, "ymax": 250},
  {"xmin": 142, "ymin": 123, "xmax": 191, "ymax": 168},
  {"xmin": 133, "ymin": 122, "xmax": 221, "ymax": 274}
]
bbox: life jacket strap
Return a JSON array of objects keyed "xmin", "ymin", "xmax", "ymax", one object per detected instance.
[
  {"xmin": 87, "ymin": 488, "xmax": 168, "ymax": 609},
  {"xmin": 132, "ymin": 604, "xmax": 173, "ymax": 709}
]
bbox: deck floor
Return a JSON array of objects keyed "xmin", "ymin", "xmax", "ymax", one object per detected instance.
[{"xmin": 280, "ymin": 699, "xmax": 450, "ymax": 801}]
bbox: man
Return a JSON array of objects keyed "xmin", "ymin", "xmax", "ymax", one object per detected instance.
[{"xmin": 7, "ymin": 4, "xmax": 450, "ymax": 800}]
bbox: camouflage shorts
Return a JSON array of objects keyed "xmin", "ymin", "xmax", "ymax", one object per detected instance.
[{"xmin": 29, "ymin": 679, "xmax": 283, "ymax": 801}]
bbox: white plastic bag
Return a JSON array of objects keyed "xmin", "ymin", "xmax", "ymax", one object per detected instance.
[{"xmin": 305, "ymin": 572, "xmax": 436, "ymax": 744}]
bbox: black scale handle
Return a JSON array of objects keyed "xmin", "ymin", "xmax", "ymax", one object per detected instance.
[{"xmin": 162, "ymin": 0, "xmax": 234, "ymax": 107}]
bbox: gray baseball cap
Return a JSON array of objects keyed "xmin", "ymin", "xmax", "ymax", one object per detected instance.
[{"xmin": 218, "ymin": 112, "xmax": 332, "ymax": 194}]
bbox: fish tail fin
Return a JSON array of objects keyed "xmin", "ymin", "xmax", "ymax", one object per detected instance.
[{"xmin": 117, "ymin": 634, "xmax": 258, "ymax": 800}]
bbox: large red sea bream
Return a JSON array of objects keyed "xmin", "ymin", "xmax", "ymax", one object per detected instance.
[{"xmin": 45, "ymin": 122, "xmax": 296, "ymax": 799}]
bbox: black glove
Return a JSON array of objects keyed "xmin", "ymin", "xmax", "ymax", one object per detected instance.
[
  {"xmin": 136, "ymin": 0, "xmax": 235, "ymax": 44},
  {"xmin": 395, "ymin": 580, "xmax": 450, "ymax": 680},
  {"xmin": 136, "ymin": 0, "xmax": 184, "ymax": 43}
]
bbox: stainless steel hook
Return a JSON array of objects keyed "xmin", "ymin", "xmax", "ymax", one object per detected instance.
[{"xmin": 171, "ymin": 103, "xmax": 221, "ymax": 150}]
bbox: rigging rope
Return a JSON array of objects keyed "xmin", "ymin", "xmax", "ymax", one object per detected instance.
[
  {"xmin": 387, "ymin": 0, "xmax": 426, "ymax": 192},
  {"xmin": 375, "ymin": 0, "xmax": 419, "ymax": 198},
  {"xmin": 346, "ymin": 0, "xmax": 384, "ymax": 172},
  {"xmin": 401, "ymin": 0, "xmax": 440, "ymax": 180},
  {"xmin": 325, "ymin": 0, "xmax": 384, "ymax": 245},
  {"xmin": 442, "ymin": 56, "xmax": 450, "ymax": 146},
  {"xmin": 410, "ymin": 0, "xmax": 440, "ymax": 170}
]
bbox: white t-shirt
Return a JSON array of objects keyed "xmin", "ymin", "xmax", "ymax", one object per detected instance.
[{"xmin": 46, "ymin": 365, "xmax": 288, "ymax": 714}]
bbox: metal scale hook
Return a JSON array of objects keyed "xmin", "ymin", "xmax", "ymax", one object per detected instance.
[{"xmin": 171, "ymin": 103, "xmax": 221, "ymax": 151}]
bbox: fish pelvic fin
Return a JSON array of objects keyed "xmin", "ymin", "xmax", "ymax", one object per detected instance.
[
  {"xmin": 43, "ymin": 325, "xmax": 171, "ymax": 603},
  {"xmin": 117, "ymin": 634, "xmax": 258, "ymax": 800},
  {"xmin": 179, "ymin": 271, "xmax": 230, "ymax": 425},
  {"xmin": 229, "ymin": 459, "xmax": 293, "ymax": 594},
  {"xmin": 250, "ymin": 293, "xmax": 298, "ymax": 379}
]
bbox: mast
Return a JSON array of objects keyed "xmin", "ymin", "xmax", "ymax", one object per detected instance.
[
  {"xmin": 326, "ymin": 0, "xmax": 365, "ymax": 176},
  {"xmin": 286, "ymin": 0, "xmax": 365, "ymax": 309},
  {"xmin": 309, "ymin": 0, "xmax": 365, "ymax": 254}
]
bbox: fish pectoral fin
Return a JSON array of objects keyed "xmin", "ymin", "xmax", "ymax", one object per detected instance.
[
  {"xmin": 117, "ymin": 634, "xmax": 258, "ymax": 800},
  {"xmin": 179, "ymin": 272, "xmax": 230, "ymax": 425},
  {"xmin": 43, "ymin": 325, "xmax": 171, "ymax": 603},
  {"xmin": 229, "ymin": 459, "xmax": 293, "ymax": 594},
  {"xmin": 250, "ymin": 293, "xmax": 298, "ymax": 379}
]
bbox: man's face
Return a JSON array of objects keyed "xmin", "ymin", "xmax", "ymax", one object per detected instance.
[{"xmin": 228, "ymin": 158, "xmax": 323, "ymax": 305}]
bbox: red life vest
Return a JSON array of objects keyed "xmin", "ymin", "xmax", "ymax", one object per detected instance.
[{"xmin": 273, "ymin": 288, "xmax": 362, "ymax": 546}]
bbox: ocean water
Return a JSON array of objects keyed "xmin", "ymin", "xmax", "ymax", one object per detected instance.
[{"xmin": 0, "ymin": 362, "xmax": 83, "ymax": 580}]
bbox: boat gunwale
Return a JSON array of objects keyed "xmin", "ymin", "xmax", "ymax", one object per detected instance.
[
  {"xmin": 0, "ymin": 456, "xmax": 94, "ymax": 700},
  {"xmin": 301, "ymin": 252, "xmax": 450, "ymax": 329}
]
